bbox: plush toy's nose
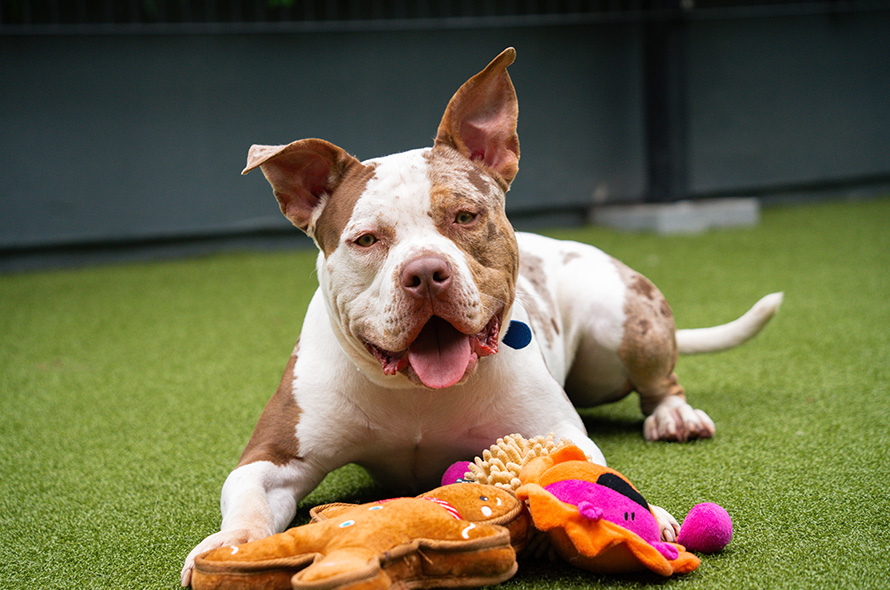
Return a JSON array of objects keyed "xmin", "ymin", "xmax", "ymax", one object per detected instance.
[
  {"xmin": 578, "ymin": 501, "xmax": 603, "ymax": 521},
  {"xmin": 400, "ymin": 256, "xmax": 453, "ymax": 300}
]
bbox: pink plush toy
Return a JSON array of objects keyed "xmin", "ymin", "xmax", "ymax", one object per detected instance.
[
  {"xmin": 443, "ymin": 434, "xmax": 734, "ymax": 574},
  {"xmin": 442, "ymin": 461, "xmax": 474, "ymax": 486},
  {"xmin": 678, "ymin": 502, "xmax": 733, "ymax": 553}
]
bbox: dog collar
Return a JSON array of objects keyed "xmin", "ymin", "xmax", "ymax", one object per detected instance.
[{"xmin": 502, "ymin": 320, "xmax": 532, "ymax": 350}]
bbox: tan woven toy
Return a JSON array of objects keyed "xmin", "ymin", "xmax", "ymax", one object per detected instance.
[{"xmin": 464, "ymin": 433, "xmax": 569, "ymax": 492}]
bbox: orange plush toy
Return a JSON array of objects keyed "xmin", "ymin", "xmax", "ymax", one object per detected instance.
[
  {"xmin": 190, "ymin": 483, "xmax": 531, "ymax": 590},
  {"xmin": 515, "ymin": 445, "xmax": 700, "ymax": 576}
]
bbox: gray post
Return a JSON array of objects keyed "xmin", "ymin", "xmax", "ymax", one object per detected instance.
[{"xmin": 643, "ymin": 2, "xmax": 690, "ymax": 203}]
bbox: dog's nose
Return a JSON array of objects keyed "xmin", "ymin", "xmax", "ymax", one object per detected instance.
[{"xmin": 400, "ymin": 256, "xmax": 453, "ymax": 299}]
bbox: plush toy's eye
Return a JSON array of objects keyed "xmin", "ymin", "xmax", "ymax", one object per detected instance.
[
  {"xmin": 479, "ymin": 496, "xmax": 489, "ymax": 501},
  {"xmin": 455, "ymin": 211, "xmax": 477, "ymax": 225},
  {"xmin": 338, "ymin": 520, "xmax": 355, "ymax": 528},
  {"xmin": 355, "ymin": 233, "xmax": 378, "ymax": 247}
]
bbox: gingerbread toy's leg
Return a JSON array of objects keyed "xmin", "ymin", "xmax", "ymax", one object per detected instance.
[{"xmin": 291, "ymin": 548, "xmax": 388, "ymax": 590}]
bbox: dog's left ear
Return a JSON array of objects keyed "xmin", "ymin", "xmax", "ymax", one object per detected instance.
[{"xmin": 435, "ymin": 47, "xmax": 520, "ymax": 188}]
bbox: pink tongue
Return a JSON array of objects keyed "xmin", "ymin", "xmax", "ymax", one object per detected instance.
[{"xmin": 408, "ymin": 317, "xmax": 472, "ymax": 389}]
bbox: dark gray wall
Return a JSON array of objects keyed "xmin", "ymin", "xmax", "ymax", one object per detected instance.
[
  {"xmin": 1, "ymin": 25, "xmax": 642, "ymax": 253},
  {"xmin": 2, "ymin": 10, "xmax": 889, "ymax": 260},
  {"xmin": 687, "ymin": 13, "xmax": 890, "ymax": 194}
]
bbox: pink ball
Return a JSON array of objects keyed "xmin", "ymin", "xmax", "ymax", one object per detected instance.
[
  {"xmin": 677, "ymin": 502, "xmax": 733, "ymax": 553},
  {"xmin": 442, "ymin": 461, "xmax": 473, "ymax": 486}
]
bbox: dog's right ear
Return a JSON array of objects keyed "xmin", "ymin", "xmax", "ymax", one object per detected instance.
[{"xmin": 242, "ymin": 138, "xmax": 361, "ymax": 232}]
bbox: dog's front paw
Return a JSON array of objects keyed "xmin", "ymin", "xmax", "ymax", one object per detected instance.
[
  {"xmin": 643, "ymin": 397, "xmax": 715, "ymax": 442},
  {"xmin": 180, "ymin": 527, "xmax": 271, "ymax": 587},
  {"xmin": 650, "ymin": 504, "xmax": 681, "ymax": 542}
]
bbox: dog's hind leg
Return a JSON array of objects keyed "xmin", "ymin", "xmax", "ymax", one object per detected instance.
[
  {"xmin": 564, "ymin": 254, "xmax": 715, "ymax": 441},
  {"xmin": 612, "ymin": 263, "xmax": 716, "ymax": 441},
  {"xmin": 523, "ymin": 234, "xmax": 716, "ymax": 441}
]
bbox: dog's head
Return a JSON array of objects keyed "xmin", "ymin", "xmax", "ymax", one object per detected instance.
[{"xmin": 244, "ymin": 49, "xmax": 521, "ymax": 389}]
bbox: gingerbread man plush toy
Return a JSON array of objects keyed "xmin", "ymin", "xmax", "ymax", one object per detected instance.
[{"xmin": 190, "ymin": 483, "xmax": 530, "ymax": 590}]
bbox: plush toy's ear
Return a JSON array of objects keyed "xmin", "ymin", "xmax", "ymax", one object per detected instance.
[
  {"xmin": 517, "ymin": 444, "xmax": 588, "ymax": 485},
  {"xmin": 517, "ymin": 452, "xmax": 556, "ymax": 486},
  {"xmin": 435, "ymin": 48, "xmax": 520, "ymax": 188},
  {"xmin": 242, "ymin": 138, "xmax": 361, "ymax": 233},
  {"xmin": 548, "ymin": 444, "xmax": 590, "ymax": 465}
]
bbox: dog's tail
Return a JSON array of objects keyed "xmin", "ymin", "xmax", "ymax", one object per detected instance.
[{"xmin": 675, "ymin": 292, "xmax": 783, "ymax": 355}]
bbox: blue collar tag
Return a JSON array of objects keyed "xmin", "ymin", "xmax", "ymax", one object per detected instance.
[{"xmin": 502, "ymin": 320, "xmax": 532, "ymax": 350}]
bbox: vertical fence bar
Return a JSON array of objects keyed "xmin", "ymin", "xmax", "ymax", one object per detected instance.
[{"xmin": 643, "ymin": 0, "xmax": 690, "ymax": 202}]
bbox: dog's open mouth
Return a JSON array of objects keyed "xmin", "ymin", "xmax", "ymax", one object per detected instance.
[{"xmin": 364, "ymin": 315, "xmax": 501, "ymax": 389}]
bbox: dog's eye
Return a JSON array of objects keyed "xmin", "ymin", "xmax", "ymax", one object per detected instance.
[
  {"xmin": 454, "ymin": 211, "xmax": 477, "ymax": 225},
  {"xmin": 354, "ymin": 233, "xmax": 378, "ymax": 247}
]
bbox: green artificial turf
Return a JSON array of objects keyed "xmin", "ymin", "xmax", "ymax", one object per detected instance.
[{"xmin": 1, "ymin": 197, "xmax": 888, "ymax": 589}]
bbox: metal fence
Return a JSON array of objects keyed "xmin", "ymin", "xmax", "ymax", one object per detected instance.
[{"xmin": 2, "ymin": 0, "xmax": 887, "ymax": 32}]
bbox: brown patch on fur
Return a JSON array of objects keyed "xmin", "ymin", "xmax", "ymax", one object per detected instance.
[
  {"xmin": 516, "ymin": 284, "xmax": 548, "ymax": 345},
  {"xmin": 630, "ymin": 274, "xmax": 656, "ymax": 300},
  {"xmin": 425, "ymin": 146, "xmax": 518, "ymax": 321},
  {"xmin": 562, "ymin": 252, "xmax": 582, "ymax": 265},
  {"xmin": 467, "ymin": 166, "xmax": 491, "ymax": 196},
  {"xmin": 238, "ymin": 342, "xmax": 303, "ymax": 467},
  {"xmin": 314, "ymin": 162, "xmax": 378, "ymax": 257},
  {"xmin": 612, "ymin": 259, "xmax": 686, "ymax": 414},
  {"xmin": 517, "ymin": 252, "xmax": 558, "ymax": 344}
]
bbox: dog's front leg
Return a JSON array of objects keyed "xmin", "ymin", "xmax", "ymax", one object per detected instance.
[{"xmin": 179, "ymin": 459, "xmax": 326, "ymax": 586}]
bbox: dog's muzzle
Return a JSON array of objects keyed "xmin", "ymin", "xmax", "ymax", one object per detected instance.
[{"xmin": 365, "ymin": 314, "xmax": 501, "ymax": 389}]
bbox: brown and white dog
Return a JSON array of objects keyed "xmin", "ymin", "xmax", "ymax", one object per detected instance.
[{"xmin": 181, "ymin": 48, "xmax": 781, "ymax": 585}]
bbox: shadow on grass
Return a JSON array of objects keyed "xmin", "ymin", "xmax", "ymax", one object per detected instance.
[
  {"xmin": 291, "ymin": 464, "xmax": 385, "ymax": 526},
  {"xmin": 582, "ymin": 414, "xmax": 645, "ymax": 436},
  {"xmin": 501, "ymin": 556, "xmax": 678, "ymax": 589},
  {"xmin": 578, "ymin": 408, "xmax": 646, "ymax": 444}
]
